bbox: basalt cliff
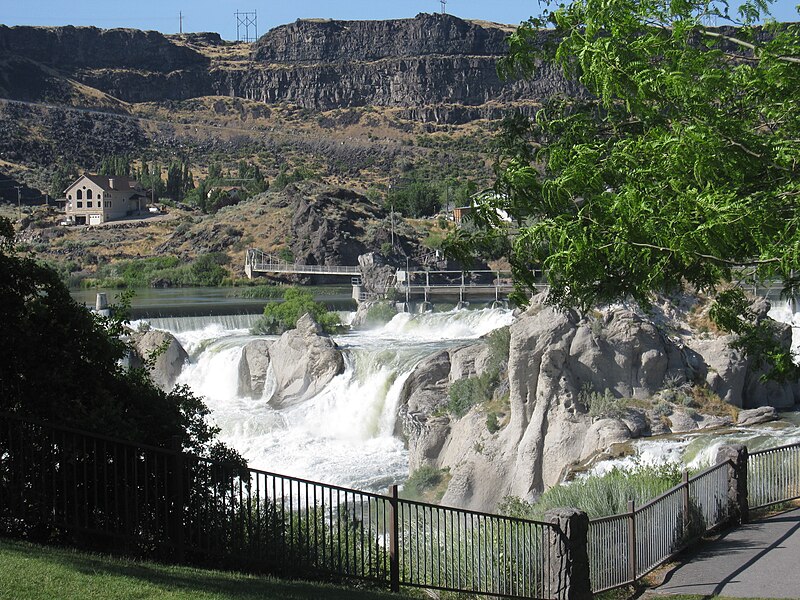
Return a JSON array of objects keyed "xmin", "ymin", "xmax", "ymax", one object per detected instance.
[{"xmin": 0, "ymin": 13, "xmax": 577, "ymax": 121}]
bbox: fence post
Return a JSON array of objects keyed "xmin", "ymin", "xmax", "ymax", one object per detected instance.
[
  {"xmin": 545, "ymin": 508, "xmax": 591, "ymax": 600},
  {"xmin": 388, "ymin": 484, "xmax": 400, "ymax": 593},
  {"xmin": 627, "ymin": 500, "xmax": 637, "ymax": 583},
  {"xmin": 681, "ymin": 470, "xmax": 690, "ymax": 535},
  {"xmin": 171, "ymin": 436, "xmax": 185, "ymax": 563},
  {"xmin": 716, "ymin": 444, "xmax": 749, "ymax": 525}
]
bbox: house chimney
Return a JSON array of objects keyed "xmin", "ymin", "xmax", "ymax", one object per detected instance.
[{"xmin": 109, "ymin": 178, "xmax": 116, "ymax": 190}]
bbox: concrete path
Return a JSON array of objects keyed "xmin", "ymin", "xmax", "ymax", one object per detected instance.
[{"xmin": 651, "ymin": 508, "xmax": 800, "ymax": 598}]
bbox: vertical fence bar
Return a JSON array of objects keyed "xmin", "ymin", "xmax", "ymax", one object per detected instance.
[
  {"xmin": 388, "ymin": 484, "xmax": 399, "ymax": 593},
  {"xmin": 170, "ymin": 436, "xmax": 184, "ymax": 562}
]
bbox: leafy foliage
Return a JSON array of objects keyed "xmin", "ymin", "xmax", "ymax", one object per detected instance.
[
  {"xmin": 361, "ymin": 301, "xmax": 398, "ymax": 328},
  {"xmin": 450, "ymin": 0, "xmax": 800, "ymax": 378},
  {"xmin": 87, "ymin": 253, "xmax": 230, "ymax": 288},
  {"xmin": 0, "ymin": 217, "xmax": 231, "ymax": 456},
  {"xmin": 401, "ymin": 465, "xmax": 450, "ymax": 502},
  {"xmin": 251, "ymin": 287, "xmax": 341, "ymax": 335},
  {"xmin": 448, "ymin": 370, "xmax": 500, "ymax": 417}
]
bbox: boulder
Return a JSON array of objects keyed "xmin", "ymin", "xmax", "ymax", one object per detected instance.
[
  {"xmin": 130, "ymin": 329, "xmax": 189, "ymax": 392},
  {"xmin": 238, "ymin": 339, "xmax": 274, "ymax": 398},
  {"xmin": 668, "ymin": 411, "xmax": 699, "ymax": 433},
  {"xmin": 580, "ymin": 419, "xmax": 633, "ymax": 461},
  {"xmin": 267, "ymin": 313, "xmax": 345, "ymax": 407},
  {"xmin": 737, "ymin": 406, "xmax": 779, "ymax": 426}
]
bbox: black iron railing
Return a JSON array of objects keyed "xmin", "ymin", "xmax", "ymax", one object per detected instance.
[{"xmin": 0, "ymin": 412, "xmax": 554, "ymax": 599}]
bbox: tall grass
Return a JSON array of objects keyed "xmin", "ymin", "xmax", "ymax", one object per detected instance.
[{"xmin": 502, "ymin": 463, "xmax": 685, "ymax": 520}]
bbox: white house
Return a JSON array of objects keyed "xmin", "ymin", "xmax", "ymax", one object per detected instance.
[{"xmin": 63, "ymin": 175, "xmax": 146, "ymax": 225}]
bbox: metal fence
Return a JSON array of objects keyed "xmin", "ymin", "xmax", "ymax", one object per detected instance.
[
  {"xmin": 397, "ymin": 496, "xmax": 555, "ymax": 599},
  {"xmin": 0, "ymin": 413, "xmax": 555, "ymax": 599},
  {"xmin": 588, "ymin": 462, "xmax": 732, "ymax": 593},
  {"xmin": 748, "ymin": 442, "xmax": 800, "ymax": 510}
]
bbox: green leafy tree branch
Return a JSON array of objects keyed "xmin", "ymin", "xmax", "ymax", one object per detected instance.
[{"xmin": 449, "ymin": 0, "xmax": 800, "ymax": 378}]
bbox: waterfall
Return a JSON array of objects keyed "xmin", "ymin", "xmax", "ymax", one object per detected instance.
[{"xmin": 150, "ymin": 307, "xmax": 513, "ymax": 493}]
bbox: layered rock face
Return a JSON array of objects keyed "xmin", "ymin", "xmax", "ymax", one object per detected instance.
[
  {"xmin": 0, "ymin": 25, "xmax": 207, "ymax": 71},
  {"xmin": 238, "ymin": 14, "xmax": 577, "ymax": 112},
  {"xmin": 0, "ymin": 15, "xmax": 579, "ymax": 121},
  {"xmin": 397, "ymin": 294, "xmax": 799, "ymax": 512},
  {"xmin": 253, "ymin": 14, "xmax": 510, "ymax": 62}
]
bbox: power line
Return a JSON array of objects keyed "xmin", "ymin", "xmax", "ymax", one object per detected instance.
[
  {"xmin": 235, "ymin": 10, "xmax": 257, "ymax": 43},
  {"xmin": 440, "ymin": 0, "xmax": 448, "ymax": 15}
]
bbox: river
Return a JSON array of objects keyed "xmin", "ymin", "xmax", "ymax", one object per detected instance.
[{"xmin": 76, "ymin": 287, "xmax": 800, "ymax": 495}]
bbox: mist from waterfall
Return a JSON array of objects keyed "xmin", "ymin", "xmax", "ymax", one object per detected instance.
[{"xmin": 148, "ymin": 308, "xmax": 513, "ymax": 492}]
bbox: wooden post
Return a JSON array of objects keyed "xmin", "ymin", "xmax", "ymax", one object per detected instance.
[
  {"xmin": 388, "ymin": 484, "xmax": 400, "ymax": 592},
  {"xmin": 627, "ymin": 500, "xmax": 636, "ymax": 583},
  {"xmin": 171, "ymin": 436, "xmax": 185, "ymax": 562}
]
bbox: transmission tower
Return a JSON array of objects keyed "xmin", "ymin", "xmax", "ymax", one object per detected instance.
[
  {"xmin": 235, "ymin": 10, "xmax": 258, "ymax": 43},
  {"xmin": 440, "ymin": 0, "xmax": 447, "ymax": 14}
]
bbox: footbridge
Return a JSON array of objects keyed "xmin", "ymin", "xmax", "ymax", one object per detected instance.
[
  {"xmin": 244, "ymin": 248, "xmax": 522, "ymax": 307},
  {"xmin": 245, "ymin": 249, "xmax": 361, "ymax": 278}
]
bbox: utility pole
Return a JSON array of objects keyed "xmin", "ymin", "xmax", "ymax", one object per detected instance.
[
  {"xmin": 440, "ymin": 0, "xmax": 448, "ymax": 14},
  {"xmin": 390, "ymin": 202, "xmax": 395, "ymax": 248},
  {"xmin": 14, "ymin": 185, "xmax": 22, "ymax": 219},
  {"xmin": 179, "ymin": 11, "xmax": 184, "ymax": 34}
]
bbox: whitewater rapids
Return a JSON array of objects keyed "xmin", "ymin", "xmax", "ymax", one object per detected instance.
[{"xmin": 149, "ymin": 308, "xmax": 513, "ymax": 493}]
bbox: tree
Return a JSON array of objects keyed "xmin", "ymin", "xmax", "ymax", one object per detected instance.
[
  {"xmin": 0, "ymin": 216, "xmax": 231, "ymax": 455},
  {"xmin": 450, "ymin": 0, "xmax": 800, "ymax": 376}
]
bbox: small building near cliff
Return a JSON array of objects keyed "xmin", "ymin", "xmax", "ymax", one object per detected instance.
[{"xmin": 63, "ymin": 174, "xmax": 146, "ymax": 225}]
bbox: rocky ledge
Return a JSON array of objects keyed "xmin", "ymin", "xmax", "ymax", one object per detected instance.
[{"xmin": 397, "ymin": 293, "xmax": 799, "ymax": 512}]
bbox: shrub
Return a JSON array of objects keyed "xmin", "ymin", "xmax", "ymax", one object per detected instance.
[
  {"xmin": 402, "ymin": 465, "xmax": 450, "ymax": 502},
  {"xmin": 250, "ymin": 287, "xmax": 341, "ymax": 335},
  {"xmin": 581, "ymin": 386, "xmax": 626, "ymax": 420},
  {"xmin": 486, "ymin": 326, "xmax": 510, "ymax": 370},
  {"xmin": 486, "ymin": 411, "xmax": 500, "ymax": 433},
  {"xmin": 362, "ymin": 302, "xmax": 397, "ymax": 327},
  {"xmin": 447, "ymin": 370, "xmax": 498, "ymax": 418},
  {"xmin": 653, "ymin": 401, "xmax": 673, "ymax": 417}
]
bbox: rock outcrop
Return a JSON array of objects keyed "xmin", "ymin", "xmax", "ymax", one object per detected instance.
[
  {"xmin": 398, "ymin": 293, "xmax": 798, "ymax": 512},
  {"xmin": 129, "ymin": 329, "xmax": 189, "ymax": 392},
  {"xmin": 238, "ymin": 339, "xmax": 274, "ymax": 398},
  {"xmin": 267, "ymin": 313, "xmax": 345, "ymax": 407},
  {"xmin": 0, "ymin": 15, "xmax": 579, "ymax": 122}
]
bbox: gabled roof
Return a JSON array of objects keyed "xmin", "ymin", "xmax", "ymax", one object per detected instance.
[{"xmin": 64, "ymin": 174, "xmax": 143, "ymax": 193}]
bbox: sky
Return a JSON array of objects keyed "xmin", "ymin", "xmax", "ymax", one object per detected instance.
[{"xmin": 2, "ymin": 0, "xmax": 799, "ymax": 41}]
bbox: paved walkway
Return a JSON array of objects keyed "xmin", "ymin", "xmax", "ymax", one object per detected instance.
[{"xmin": 651, "ymin": 508, "xmax": 800, "ymax": 598}]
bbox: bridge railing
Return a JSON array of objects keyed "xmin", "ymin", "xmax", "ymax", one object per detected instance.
[{"xmin": 245, "ymin": 249, "xmax": 360, "ymax": 276}]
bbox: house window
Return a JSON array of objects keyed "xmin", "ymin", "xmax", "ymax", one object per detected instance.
[
  {"xmin": 76, "ymin": 190, "xmax": 82, "ymax": 200},
  {"xmin": 87, "ymin": 189, "xmax": 93, "ymax": 199},
  {"xmin": 87, "ymin": 201, "xmax": 93, "ymax": 208},
  {"xmin": 67, "ymin": 194, "xmax": 72, "ymax": 200},
  {"xmin": 76, "ymin": 201, "xmax": 83, "ymax": 208},
  {"xmin": 104, "ymin": 201, "xmax": 111, "ymax": 208}
]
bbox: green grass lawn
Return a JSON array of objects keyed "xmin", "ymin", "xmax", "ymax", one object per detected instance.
[{"xmin": 0, "ymin": 537, "xmax": 412, "ymax": 600}]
